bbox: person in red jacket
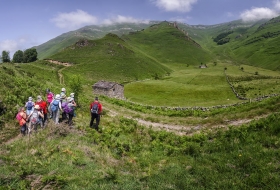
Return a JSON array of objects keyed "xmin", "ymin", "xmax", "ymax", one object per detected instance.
[
  {"xmin": 89, "ymin": 97, "xmax": 102, "ymax": 131},
  {"xmin": 35, "ymin": 95, "xmax": 48, "ymax": 127}
]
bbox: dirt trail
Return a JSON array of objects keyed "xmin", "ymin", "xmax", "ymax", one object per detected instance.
[
  {"xmin": 58, "ymin": 71, "xmax": 64, "ymax": 85},
  {"xmin": 107, "ymin": 108, "xmax": 268, "ymax": 136},
  {"xmin": 46, "ymin": 59, "xmax": 72, "ymax": 85},
  {"xmin": 57, "ymin": 66, "xmax": 70, "ymax": 85},
  {"xmin": 46, "ymin": 60, "xmax": 72, "ymax": 67},
  {"xmin": 4, "ymin": 134, "xmax": 22, "ymax": 145}
]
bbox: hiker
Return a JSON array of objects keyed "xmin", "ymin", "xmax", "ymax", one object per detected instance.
[
  {"xmin": 25, "ymin": 97, "xmax": 35, "ymax": 116},
  {"xmin": 16, "ymin": 107, "xmax": 27, "ymax": 136},
  {"xmin": 46, "ymin": 88, "xmax": 54, "ymax": 118},
  {"xmin": 35, "ymin": 95, "xmax": 47, "ymax": 127},
  {"xmin": 46, "ymin": 88, "xmax": 54, "ymax": 105},
  {"xmin": 60, "ymin": 87, "xmax": 66, "ymax": 97},
  {"xmin": 89, "ymin": 97, "xmax": 102, "ymax": 131},
  {"xmin": 69, "ymin": 92, "xmax": 76, "ymax": 116},
  {"xmin": 50, "ymin": 94, "xmax": 62, "ymax": 124},
  {"xmin": 60, "ymin": 93, "xmax": 67, "ymax": 121},
  {"xmin": 62, "ymin": 97, "xmax": 76, "ymax": 126},
  {"xmin": 59, "ymin": 88, "xmax": 67, "ymax": 120},
  {"xmin": 27, "ymin": 104, "xmax": 44, "ymax": 134}
]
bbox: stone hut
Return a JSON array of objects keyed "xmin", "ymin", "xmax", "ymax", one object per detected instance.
[
  {"xmin": 93, "ymin": 80, "xmax": 124, "ymax": 99},
  {"xmin": 199, "ymin": 64, "xmax": 208, "ymax": 69}
]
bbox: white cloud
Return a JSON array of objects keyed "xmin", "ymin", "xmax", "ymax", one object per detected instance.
[
  {"xmin": 102, "ymin": 15, "xmax": 150, "ymax": 25},
  {"xmin": 0, "ymin": 40, "xmax": 19, "ymax": 53},
  {"xmin": 0, "ymin": 37, "xmax": 39, "ymax": 58},
  {"xmin": 51, "ymin": 9, "xmax": 98, "ymax": 30},
  {"xmin": 274, "ymin": 0, "xmax": 280, "ymax": 10},
  {"xmin": 151, "ymin": 0, "xmax": 198, "ymax": 12},
  {"xmin": 240, "ymin": 7, "xmax": 279, "ymax": 22}
]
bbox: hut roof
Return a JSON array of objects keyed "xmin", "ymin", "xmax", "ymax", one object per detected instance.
[{"xmin": 93, "ymin": 81, "xmax": 122, "ymax": 90}]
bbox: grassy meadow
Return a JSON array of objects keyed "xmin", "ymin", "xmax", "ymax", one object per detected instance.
[
  {"xmin": 1, "ymin": 105, "xmax": 280, "ymax": 189},
  {"xmin": 125, "ymin": 62, "xmax": 239, "ymax": 107}
]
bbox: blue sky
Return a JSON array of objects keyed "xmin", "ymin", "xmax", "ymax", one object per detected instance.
[{"xmin": 1, "ymin": 0, "xmax": 280, "ymax": 57}]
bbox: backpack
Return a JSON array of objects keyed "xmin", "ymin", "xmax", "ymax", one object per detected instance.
[
  {"xmin": 26, "ymin": 101, "xmax": 33, "ymax": 110},
  {"xmin": 62, "ymin": 102, "xmax": 73, "ymax": 114},
  {"xmin": 51, "ymin": 100, "xmax": 59, "ymax": 112},
  {"xmin": 29, "ymin": 110, "xmax": 40, "ymax": 124},
  {"xmin": 47, "ymin": 92, "xmax": 54, "ymax": 102},
  {"xmin": 16, "ymin": 112, "xmax": 22, "ymax": 121},
  {"xmin": 91, "ymin": 103, "xmax": 99, "ymax": 114}
]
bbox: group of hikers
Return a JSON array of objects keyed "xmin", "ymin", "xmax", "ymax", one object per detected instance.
[{"xmin": 16, "ymin": 87, "xmax": 103, "ymax": 136}]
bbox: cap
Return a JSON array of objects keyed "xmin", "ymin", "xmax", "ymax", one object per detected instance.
[
  {"xmin": 34, "ymin": 105, "xmax": 40, "ymax": 110},
  {"xmin": 37, "ymin": 95, "xmax": 42, "ymax": 100},
  {"xmin": 28, "ymin": 97, "xmax": 33, "ymax": 101},
  {"xmin": 67, "ymin": 97, "xmax": 74, "ymax": 102},
  {"xmin": 70, "ymin": 93, "xmax": 75, "ymax": 98},
  {"xmin": 61, "ymin": 88, "xmax": 66, "ymax": 92},
  {"xmin": 55, "ymin": 94, "xmax": 61, "ymax": 99}
]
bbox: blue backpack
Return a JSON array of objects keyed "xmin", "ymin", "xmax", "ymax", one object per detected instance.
[
  {"xmin": 91, "ymin": 103, "xmax": 99, "ymax": 114},
  {"xmin": 26, "ymin": 101, "xmax": 33, "ymax": 110},
  {"xmin": 51, "ymin": 100, "xmax": 59, "ymax": 112}
]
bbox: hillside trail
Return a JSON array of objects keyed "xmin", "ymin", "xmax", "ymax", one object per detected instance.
[
  {"xmin": 106, "ymin": 107, "xmax": 269, "ymax": 136},
  {"xmin": 46, "ymin": 60, "xmax": 72, "ymax": 85},
  {"xmin": 57, "ymin": 65, "xmax": 70, "ymax": 85},
  {"xmin": 4, "ymin": 134, "xmax": 22, "ymax": 145}
]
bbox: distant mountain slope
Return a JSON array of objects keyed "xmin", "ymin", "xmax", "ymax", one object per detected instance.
[
  {"xmin": 231, "ymin": 16, "xmax": 280, "ymax": 70},
  {"xmin": 123, "ymin": 21, "xmax": 212, "ymax": 65},
  {"xmin": 37, "ymin": 17, "xmax": 280, "ymax": 71},
  {"xmin": 177, "ymin": 18, "xmax": 280, "ymax": 70},
  {"xmin": 48, "ymin": 33, "xmax": 171, "ymax": 83},
  {"xmin": 35, "ymin": 22, "xmax": 159, "ymax": 59}
]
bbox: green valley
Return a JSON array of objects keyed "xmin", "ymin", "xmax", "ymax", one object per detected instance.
[{"xmin": 1, "ymin": 18, "xmax": 280, "ymax": 189}]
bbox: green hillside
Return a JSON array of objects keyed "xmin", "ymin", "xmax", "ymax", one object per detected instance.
[
  {"xmin": 36, "ymin": 17, "xmax": 280, "ymax": 71},
  {"xmin": 232, "ymin": 17, "xmax": 280, "ymax": 70},
  {"xmin": 177, "ymin": 18, "xmax": 280, "ymax": 70},
  {"xmin": 35, "ymin": 22, "xmax": 158, "ymax": 59},
  {"xmin": 48, "ymin": 33, "xmax": 171, "ymax": 84},
  {"xmin": 123, "ymin": 21, "xmax": 212, "ymax": 66}
]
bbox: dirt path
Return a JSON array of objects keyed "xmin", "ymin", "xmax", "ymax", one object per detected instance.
[
  {"xmin": 45, "ymin": 59, "xmax": 73, "ymax": 85},
  {"xmin": 57, "ymin": 65, "xmax": 70, "ymax": 85},
  {"xmin": 107, "ymin": 108, "xmax": 268, "ymax": 136},
  {"xmin": 46, "ymin": 60, "xmax": 72, "ymax": 67},
  {"xmin": 58, "ymin": 70, "xmax": 64, "ymax": 85},
  {"xmin": 4, "ymin": 134, "xmax": 22, "ymax": 145}
]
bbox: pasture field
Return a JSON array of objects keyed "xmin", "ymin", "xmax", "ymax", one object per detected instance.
[
  {"xmin": 125, "ymin": 63, "xmax": 238, "ymax": 107},
  {"xmin": 226, "ymin": 64, "xmax": 280, "ymax": 99},
  {"xmin": 125, "ymin": 61, "xmax": 280, "ymax": 107}
]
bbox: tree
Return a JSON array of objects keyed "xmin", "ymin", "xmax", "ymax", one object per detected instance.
[
  {"xmin": 23, "ymin": 48, "xmax": 37, "ymax": 63},
  {"xmin": 69, "ymin": 75, "xmax": 83, "ymax": 106},
  {"xmin": 1, "ymin": 51, "xmax": 10, "ymax": 63},
  {"xmin": 13, "ymin": 50, "xmax": 24, "ymax": 63}
]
